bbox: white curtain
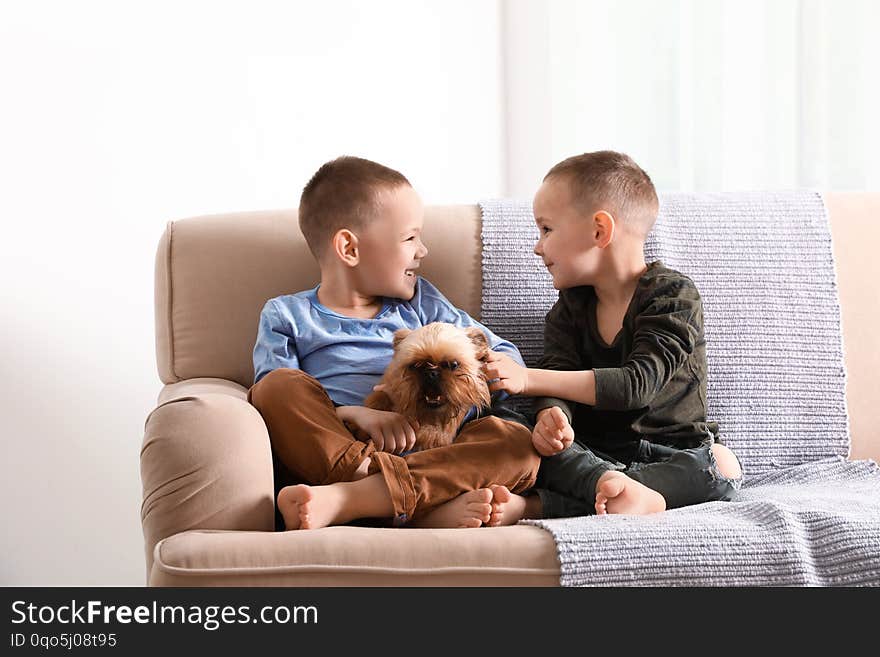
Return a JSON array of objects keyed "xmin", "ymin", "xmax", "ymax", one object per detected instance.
[{"xmin": 502, "ymin": 0, "xmax": 880, "ymax": 196}]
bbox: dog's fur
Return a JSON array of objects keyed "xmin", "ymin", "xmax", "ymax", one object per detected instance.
[{"xmin": 363, "ymin": 322, "xmax": 492, "ymax": 451}]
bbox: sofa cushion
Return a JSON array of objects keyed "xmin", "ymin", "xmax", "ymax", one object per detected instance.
[{"xmin": 150, "ymin": 525, "xmax": 560, "ymax": 586}]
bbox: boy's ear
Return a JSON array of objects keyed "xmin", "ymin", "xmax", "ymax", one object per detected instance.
[
  {"xmin": 332, "ymin": 228, "xmax": 359, "ymax": 266},
  {"xmin": 593, "ymin": 210, "xmax": 615, "ymax": 248},
  {"xmin": 392, "ymin": 328, "xmax": 412, "ymax": 350},
  {"xmin": 465, "ymin": 327, "xmax": 490, "ymax": 361}
]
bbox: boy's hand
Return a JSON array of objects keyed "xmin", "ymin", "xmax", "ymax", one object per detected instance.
[
  {"xmin": 342, "ymin": 406, "xmax": 419, "ymax": 454},
  {"xmin": 532, "ymin": 407, "xmax": 574, "ymax": 456},
  {"xmin": 484, "ymin": 352, "xmax": 529, "ymax": 395}
]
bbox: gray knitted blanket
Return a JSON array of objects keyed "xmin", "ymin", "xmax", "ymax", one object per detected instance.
[
  {"xmin": 533, "ymin": 457, "xmax": 880, "ymax": 586},
  {"xmin": 479, "ymin": 193, "xmax": 880, "ymax": 586}
]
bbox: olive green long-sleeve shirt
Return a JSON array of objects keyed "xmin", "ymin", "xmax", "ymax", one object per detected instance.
[{"xmin": 533, "ymin": 260, "xmax": 719, "ymax": 463}]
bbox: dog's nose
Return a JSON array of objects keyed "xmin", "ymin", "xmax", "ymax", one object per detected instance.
[{"xmin": 423, "ymin": 368, "xmax": 440, "ymax": 382}]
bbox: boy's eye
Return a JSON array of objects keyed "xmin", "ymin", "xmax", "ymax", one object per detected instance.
[
  {"xmin": 406, "ymin": 236, "xmax": 415, "ymax": 241},
  {"xmin": 541, "ymin": 226, "xmax": 551, "ymax": 233}
]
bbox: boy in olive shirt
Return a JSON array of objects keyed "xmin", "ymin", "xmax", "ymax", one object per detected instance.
[{"xmin": 484, "ymin": 151, "xmax": 743, "ymax": 520}]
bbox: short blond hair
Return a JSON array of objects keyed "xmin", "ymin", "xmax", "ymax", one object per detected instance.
[
  {"xmin": 299, "ymin": 156, "xmax": 410, "ymax": 260},
  {"xmin": 545, "ymin": 151, "xmax": 659, "ymax": 238}
]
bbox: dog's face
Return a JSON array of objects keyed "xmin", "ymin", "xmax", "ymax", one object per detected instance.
[{"xmin": 384, "ymin": 323, "xmax": 491, "ymax": 421}]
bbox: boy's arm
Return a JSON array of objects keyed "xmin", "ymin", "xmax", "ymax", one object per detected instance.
[
  {"xmin": 592, "ymin": 278, "xmax": 702, "ymax": 411},
  {"xmin": 252, "ymin": 299, "xmax": 300, "ymax": 385},
  {"xmin": 529, "ymin": 370, "xmax": 596, "ymax": 408},
  {"xmin": 532, "ymin": 294, "xmax": 585, "ymax": 423},
  {"xmin": 524, "ymin": 278, "xmax": 701, "ymax": 412}
]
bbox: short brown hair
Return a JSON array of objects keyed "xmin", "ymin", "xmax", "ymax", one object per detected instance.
[
  {"xmin": 298, "ymin": 156, "xmax": 411, "ymax": 260},
  {"xmin": 544, "ymin": 151, "xmax": 659, "ymax": 238}
]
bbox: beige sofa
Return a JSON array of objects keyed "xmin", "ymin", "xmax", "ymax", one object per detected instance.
[{"xmin": 141, "ymin": 193, "xmax": 880, "ymax": 586}]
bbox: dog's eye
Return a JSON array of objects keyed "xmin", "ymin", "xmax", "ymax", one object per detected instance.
[
  {"xmin": 445, "ymin": 361, "xmax": 459, "ymax": 371},
  {"xmin": 409, "ymin": 362, "xmax": 423, "ymax": 370}
]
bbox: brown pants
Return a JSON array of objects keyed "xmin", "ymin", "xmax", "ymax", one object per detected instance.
[{"xmin": 247, "ymin": 368, "xmax": 540, "ymax": 523}]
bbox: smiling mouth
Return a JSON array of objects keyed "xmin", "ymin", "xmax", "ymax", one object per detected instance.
[{"xmin": 423, "ymin": 394, "xmax": 445, "ymax": 407}]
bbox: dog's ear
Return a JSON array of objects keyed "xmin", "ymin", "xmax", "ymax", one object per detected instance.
[
  {"xmin": 464, "ymin": 327, "xmax": 490, "ymax": 361},
  {"xmin": 392, "ymin": 328, "xmax": 413, "ymax": 350}
]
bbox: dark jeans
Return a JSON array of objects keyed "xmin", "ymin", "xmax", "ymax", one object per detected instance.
[{"xmin": 534, "ymin": 437, "xmax": 743, "ymax": 519}]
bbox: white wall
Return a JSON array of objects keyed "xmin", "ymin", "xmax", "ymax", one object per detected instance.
[
  {"xmin": 3, "ymin": 0, "xmax": 877, "ymax": 586},
  {"xmin": 0, "ymin": 0, "xmax": 504, "ymax": 585},
  {"xmin": 503, "ymin": 0, "xmax": 880, "ymax": 197}
]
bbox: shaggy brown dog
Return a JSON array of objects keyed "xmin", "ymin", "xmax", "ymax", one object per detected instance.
[{"xmin": 362, "ymin": 322, "xmax": 492, "ymax": 451}]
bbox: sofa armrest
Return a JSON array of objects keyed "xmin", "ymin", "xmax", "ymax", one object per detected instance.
[
  {"xmin": 156, "ymin": 376, "xmax": 252, "ymax": 404},
  {"xmin": 140, "ymin": 386, "xmax": 275, "ymax": 582}
]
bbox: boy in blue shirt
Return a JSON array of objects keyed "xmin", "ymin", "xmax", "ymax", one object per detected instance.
[{"xmin": 248, "ymin": 156, "xmax": 542, "ymax": 530}]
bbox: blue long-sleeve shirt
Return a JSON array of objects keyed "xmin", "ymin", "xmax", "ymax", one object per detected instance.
[{"xmin": 252, "ymin": 276, "xmax": 524, "ymax": 407}]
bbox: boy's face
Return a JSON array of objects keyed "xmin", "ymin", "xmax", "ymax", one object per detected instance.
[
  {"xmin": 353, "ymin": 184, "xmax": 428, "ymax": 300},
  {"xmin": 533, "ymin": 179, "xmax": 600, "ymax": 289}
]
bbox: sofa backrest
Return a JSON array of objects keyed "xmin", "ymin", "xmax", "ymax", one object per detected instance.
[
  {"xmin": 154, "ymin": 206, "xmax": 484, "ymax": 388},
  {"xmin": 154, "ymin": 194, "xmax": 880, "ymax": 466}
]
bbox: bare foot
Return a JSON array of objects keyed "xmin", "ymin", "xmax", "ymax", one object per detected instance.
[
  {"xmin": 594, "ymin": 471, "xmax": 666, "ymax": 516},
  {"xmin": 486, "ymin": 485, "xmax": 531, "ymax": 526},
  {"xmin": 278, "ymin": 484, "xmax": 349, "ymax": 530},
  {"xmin": 277, "ymin": 484, "xmax": 314, "ymax": 530},
  {"xmin": 410, "ymin": 489, "xmax": 493, "ymax": 528},
  {"xmin": 276, "ymin": 479, "xmax": 383, "ymax": 530}
]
